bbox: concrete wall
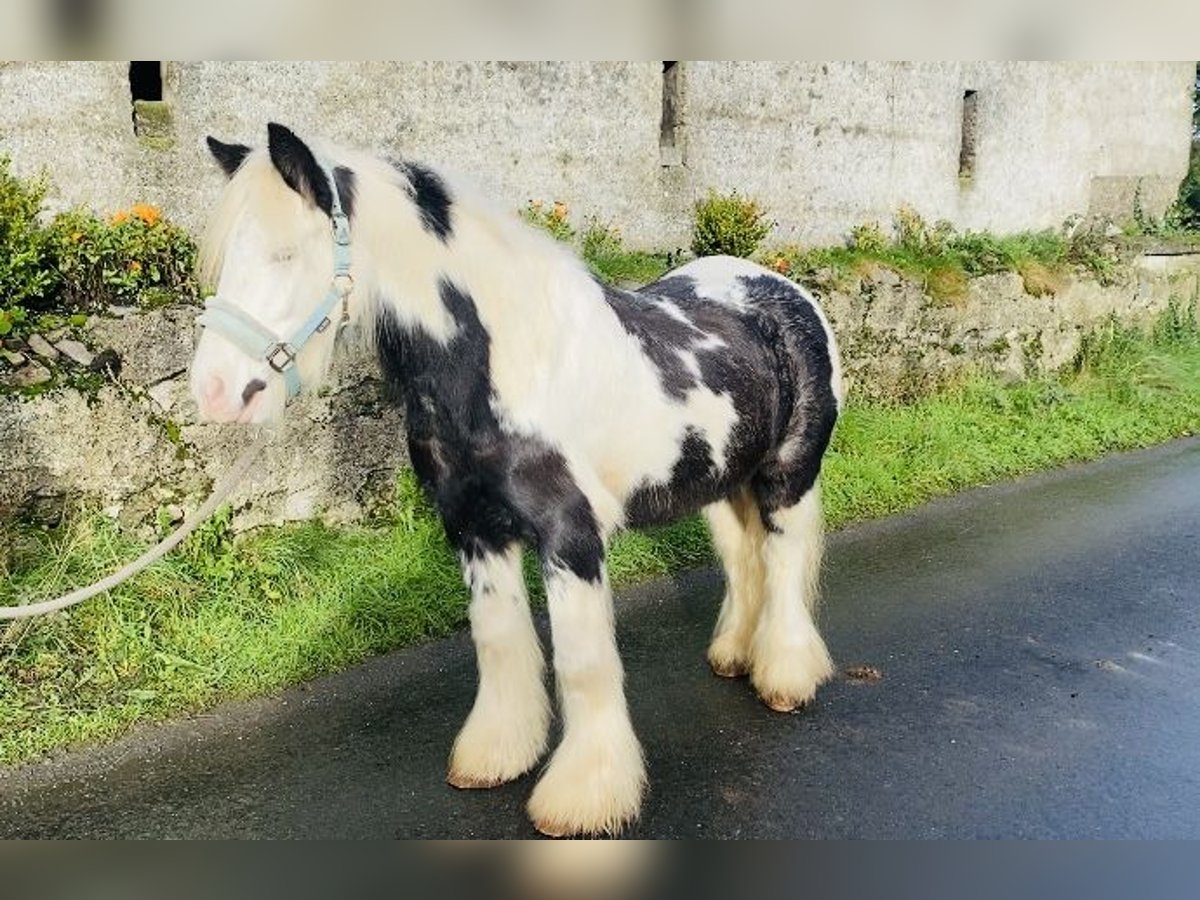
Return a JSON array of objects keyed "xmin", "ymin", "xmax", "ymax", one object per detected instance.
[
  {"xmin": 681, "ymin": 62, "xmax": 1195, "ymax": 243},
  {"xmin": 0, "ymin": 61, "xmax": 1194, "ymax": 248}
]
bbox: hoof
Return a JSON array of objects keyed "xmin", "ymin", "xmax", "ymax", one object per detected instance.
[
  {"xmin": 707, "ymin": 633, "xmax": 751, "ymax": 679},
  {"xmin": 447, "ymin": 769, "xmax": 508, "ymax": 790},
  {"xmin": 749, "ymin": 629, "xmax": 833, "ymax": 715},
  {"xmin": 526, "ymin": 728, "xmax": 645, "ymax": 838},
  {"xmin": 708, "ymin": 657, "xmax": 748, "ymax": 679},
  {"xmin": 755, "ymin": 690, "xmax": 812, "ymax": 714}
]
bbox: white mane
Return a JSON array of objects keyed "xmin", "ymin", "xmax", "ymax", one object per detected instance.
[{"xmin": 201, "ymin": 141, "xmax": 601, "ymax": 353}]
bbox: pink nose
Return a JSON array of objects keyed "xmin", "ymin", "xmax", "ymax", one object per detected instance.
[{"xmin": 203, "ymin": 375, "xmax": 225, "ymax": 405}]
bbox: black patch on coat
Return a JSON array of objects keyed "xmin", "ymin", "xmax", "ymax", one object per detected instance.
[
  {"xmin": 624, "ymin": 428, "xmax": 730, "ymax": 528},
  {"xmin": 600, "ymin": 281, "xmax": 704, "ymax": 400},
  {"xmin": 638, "ymin": 275, "xmax": 704, "ymax": 303},
  {"xmin": 206, "ymin": 136, "xmax": 250, "ymax": 178},
  {"xmin": 395, "ymin": 161, "xmax": 453, "ymax": 242},
  {"xmin": 332, "ymin": 166, "xmax": 356, "ymax": 220},
  {"xmin": 375, "ymin": 280, "xmax": 601, "ymax": 582}
]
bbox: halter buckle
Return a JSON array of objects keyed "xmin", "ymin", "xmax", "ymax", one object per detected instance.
[
  {"xmin": 333, "ymin": 272, "xmax": 355, "ymax": 297},
  {"xmin": 267, "ymin": 342, "xmax": 298, "ymax": 373},
  {"xmin": 332, "ymin": 214, "xmax": 351, "ymax": 246}
]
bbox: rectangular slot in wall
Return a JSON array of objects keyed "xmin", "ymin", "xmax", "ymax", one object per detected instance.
[
  {"xmin": 959, "ymin": 89, "xmax": 978, "ymax": 181},
  {"xmin": 660, "ymin": 61, "xmax": 682, "ymax": 167}
]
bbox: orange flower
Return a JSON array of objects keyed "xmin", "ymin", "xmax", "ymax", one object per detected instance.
[
  {"xmin": 551, "ymin": 201, "xmax": 568, "ymax": 220},
  {"xmin": 131, "ymin": 202, "xmax": 161, "ymax": 226},
  {"xmin": 128, "ymin": 260, "xmax": 143, "ymax": 274},
  {"xmin": 530, "ymin": 199, "xmax": 544, "ymax": 209},
  {"xmin": 110, "ymin": 210, "xmax": 130, "ymax": 225},
  {"xmin": 772, "ymin": 256, "xmax": 792, "ymax": 274}
]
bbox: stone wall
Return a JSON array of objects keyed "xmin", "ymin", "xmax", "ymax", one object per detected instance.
[
  {"xmin": 3, "ymin": 254, "xmax": 1197, "ymax": 533},
  {"xmin": 0, "ymin": 62, "xmax": 1193, "ymax": 248},
  {"xmin": 0, "ymin": 309, "xmax": 408, "ymax": 534},
  {"xmin": 825, "ymin": 253, "xmax": 1200, "ymax": 401}
]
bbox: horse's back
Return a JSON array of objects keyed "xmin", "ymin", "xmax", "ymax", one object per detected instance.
[{"xmin": 641, "ymin": 255, "xmax": 844, "ymax": 408}]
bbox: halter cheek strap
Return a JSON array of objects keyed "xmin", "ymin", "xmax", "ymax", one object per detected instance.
[{"xmin": 196, "ymin": 162, "xmax": 354, "ymax": 402}]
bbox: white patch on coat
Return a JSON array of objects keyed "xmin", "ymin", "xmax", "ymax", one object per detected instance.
[
  {"xmin": 449, "ymin": 545, "xmax": 550, "ymax": 787},
  {"xmin": 751, "ymin": 485, "xmax": 834, "ymax": 710},
  {"xmin": 528, "ymin": 566, "xmax": 644, "ymax": 835},
  {"xmin": 659, "ymin": 301, "xmax": 693, "ymax": 325},
  {"xmin": 704, "ymin": 489, "xmax": 767, "ymax": 677}
]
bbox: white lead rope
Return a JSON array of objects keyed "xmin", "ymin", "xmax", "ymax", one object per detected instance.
[{"xmin": 0, "ymin": 431, "xmax": 271, "ymax": 621}]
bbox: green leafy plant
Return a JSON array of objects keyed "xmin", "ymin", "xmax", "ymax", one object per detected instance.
[
  {"xmin": 0, "ymin": 155, "xmax": 58, "ymax": 334},
  {"xmin": 691, "ymin": 190, "xmax": 773, "ymax": 258},
  {"xmin": 893, "ymin": 206, "xmax": 955, "ymax": 256},
  {"xmin": 1063, "ymin": 220, "xmax": 1122, "ymax": 285},
  {"xmin": 48, "ymin": 203, "xmax": 199, "ymax": 310},
  {"xmin": 849, "ymin": 221, "xmax": 889, "ymax": 254},
  {"xmin": 580, "ymin": 216, "xmax": 624, "ymax": 260},
  {"xmin": 0, "ymin": 158, "xmax": 200, "ymax": 337},
  {"xmin": 520, "ymin": 199, "xmax": 575, "ymax": 243}
]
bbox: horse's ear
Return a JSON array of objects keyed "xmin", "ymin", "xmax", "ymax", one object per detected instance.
[
  {"xmin": 266, "ymin": 122, "xmax": 332, "ymax": 214},
  {"xmin": 206, "ymin": 136, "xmax": 251, "ymax": 178}
]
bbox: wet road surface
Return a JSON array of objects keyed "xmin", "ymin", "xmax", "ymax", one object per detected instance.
[{"xmin": 3, "ymin": 439, "xmax": 1200, "ymax": 838}]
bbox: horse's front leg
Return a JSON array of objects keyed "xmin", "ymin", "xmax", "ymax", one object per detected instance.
[
  {"xmin": 447, "ymin": 543, "xmax": 551, "ymax": 788},
  {"xmin": 527, "ymin": 544, "xmax": 645, "ymax": 837}
]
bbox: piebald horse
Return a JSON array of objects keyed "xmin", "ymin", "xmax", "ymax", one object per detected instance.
[{"xmin": 190, "ymin": 123, "xmax": 844, "ymax": 836}]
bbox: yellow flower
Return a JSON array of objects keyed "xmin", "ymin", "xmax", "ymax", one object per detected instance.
[
  {"xmin": 131, "ymin": 202, "xmax": 161, "ymax": 226},
  {"xmin": 552, "ymin": 201, "xmax": 568, "ymax": 220},
  {"xmin": 110, "ymin": 210, "xmax": 130, "ymax": 225}
]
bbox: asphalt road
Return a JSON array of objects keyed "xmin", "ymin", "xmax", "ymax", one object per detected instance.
[{"xmin": 3, "ymin": 439, "xmax": 1200, "ymax": 838}]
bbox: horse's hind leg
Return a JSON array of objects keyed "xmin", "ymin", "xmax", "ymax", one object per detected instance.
[
  {"xmin": 703, "ymin": 488, "xmax": 767, "ymax": 677},
  {"xmin": 448, "ymin": 543, "xmax": 551, "ymax": 788},
  {"xmin": 749, "ymin": 479, "xmax": 834, "ymax": 712}
]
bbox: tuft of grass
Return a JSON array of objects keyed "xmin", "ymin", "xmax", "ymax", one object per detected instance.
[
  {"xmin": 2, "ymin": 302, "xmax": 1199, "ymax": 766},
  {"xmin": 923, "ymin": 261, "xmax": 969, "ymax": 307},
  {"xmin": 579, "ymin": 218, "xmax": 672, "ymax": 286},
  {"xmin": 1016, "ymin": 259, "xmax": 1067, "ymax": 297},
  {"xmin": 773, "ymin": 207, "xmax": 1142, "ymax": 300}
]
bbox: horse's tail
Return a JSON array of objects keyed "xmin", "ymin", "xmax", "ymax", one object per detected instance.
[
  {"xmin": 804, "ymin": 286, "xmax": 846, "ymax": 410},
  {"xmin": 746, "ymin": 274, "xmax": 845, "ymax": 415}
]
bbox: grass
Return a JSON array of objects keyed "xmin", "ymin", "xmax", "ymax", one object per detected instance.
[
  {"xmin": 578, "ymin": 217, "xmax": 673, "ymax": 286},
  {"xmin": 769, "ymin": 212, "xmax": 1131, "ymax": 305},
  {"xmin": 2, "ymin": 302, "xmax": 1200, "ymax": 767}
]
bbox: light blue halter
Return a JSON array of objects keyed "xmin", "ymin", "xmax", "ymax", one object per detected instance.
[{"xmin": 197, "ymin": 163, "xmax": 353, "ymax": 401}]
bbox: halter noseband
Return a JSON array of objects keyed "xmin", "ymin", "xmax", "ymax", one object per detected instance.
[{"xmin": 197, "ymin": 162, "xmax": 353, "ymax": 401}]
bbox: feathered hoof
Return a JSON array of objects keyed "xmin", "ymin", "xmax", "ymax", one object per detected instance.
[
  {"xmin": 446, "ymin": 702, "xmax": 550, "ymax": 790},
  {"xmin": 753, "ymin": 688, "xmax": 814, "ymax": 714},
  {"xmin": 526, "ymin": 736, "xmax": 645, "ymax": 838},
  {"xmin": 707, "ymin": 632, "xmax": 751, "ymax": 679},
  {"xmin": 750, "ymin": 636, "xmax": 834, "ymax": 714},
  {"xmin": 708, "ymin": 656, "xmax": 749, "ymax": 679}
]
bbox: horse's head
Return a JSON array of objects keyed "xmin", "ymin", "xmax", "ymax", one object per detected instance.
[{"xmin": 190, "ymin": 123, "xmax": 357, "ymax": 424}]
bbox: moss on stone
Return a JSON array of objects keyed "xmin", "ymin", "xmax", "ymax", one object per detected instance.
[{"xmin": 134, "ymin": 100, "xmax": 175, "ymax": 150}]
